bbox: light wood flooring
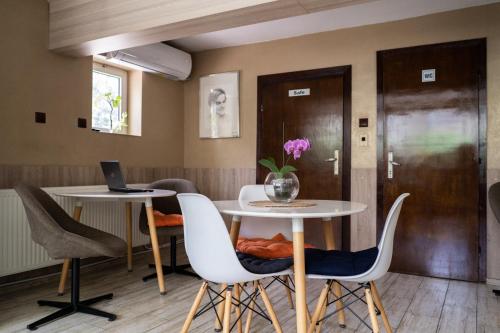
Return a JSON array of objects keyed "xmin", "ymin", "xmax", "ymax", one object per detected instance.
[{"xmin": 1, "ymin": 248, "xmax": 500, "ymax": 333}]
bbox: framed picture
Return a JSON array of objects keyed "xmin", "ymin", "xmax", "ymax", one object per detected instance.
[{"xmin": 199, "ymin": 71, "xmax": 240, "ymax": 138}]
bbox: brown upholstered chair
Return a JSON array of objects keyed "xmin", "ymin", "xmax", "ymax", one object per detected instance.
[
  {"xmin": 489, "ymin": 182, "xmax": 500, "ymax": 296},
  {"xmin": 15, "ymin": 184, "xmax": 127, "ymax": 331},
  {"xmin": 139, "ymin": 179, "xmax": 199, "ymax": 282}
]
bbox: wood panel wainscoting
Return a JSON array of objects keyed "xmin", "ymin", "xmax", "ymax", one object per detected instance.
[
  {"xmin": 0, "ymin": 165, "xmax": 184, "ymax": 189},
  {"xmin": 0, "ymin": 165, "xmax": 256, "ymax": 200}
]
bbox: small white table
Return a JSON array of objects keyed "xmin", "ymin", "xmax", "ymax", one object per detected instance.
[
  {"xmin": 55, "ymin": 189, "xmax": 176, "ymax": 295},
  {"xmin": 213, "ymin": 199, "xmax": 367, "ymax": 333}
]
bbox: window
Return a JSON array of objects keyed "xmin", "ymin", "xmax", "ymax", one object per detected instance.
[{"xmin": 92, "ymin": 63, "xmax": 128, "ymax": 134}]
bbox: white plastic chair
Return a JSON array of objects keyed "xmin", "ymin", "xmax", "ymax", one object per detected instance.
[
  {"xmin": 307, "ymin": 193, "xmax": 410, "ymax": 333},
  {"xmin": 238, "ymin": 185, "xmax": 297, "ymax": 313},
  {"xmin": 238, "ymin": 185, "xmax": 293, "ymax": 240},
  {"xmin": 177, "ymin": 193, "xmax": 292, "ymax": 333}
]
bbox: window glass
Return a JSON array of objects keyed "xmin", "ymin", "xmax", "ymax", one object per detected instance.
[{"xmin": 92, "ymin": 63, "xmax": 128, "ymax": 134}]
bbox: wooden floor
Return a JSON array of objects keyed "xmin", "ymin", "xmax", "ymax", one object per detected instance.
[{"xmin": 1, "ymin": 248, "xmax": 500, "ymax": 333}]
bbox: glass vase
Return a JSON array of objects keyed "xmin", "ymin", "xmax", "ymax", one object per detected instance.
[{"xmin": 263, "ymin": 172, "xmax": 300, "ymax": 203}]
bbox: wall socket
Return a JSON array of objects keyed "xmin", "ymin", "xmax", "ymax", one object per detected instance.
[
  {"xmin": 359, "ymin": 134, "xmax": 369, "ymax": 147},
  {"xmin": 35, "ymin": 112, "xmax": 46, "ymax": 124},
  {"xmin": 77, "ymin": 118, "xmax": 87, "ymax": 128}
]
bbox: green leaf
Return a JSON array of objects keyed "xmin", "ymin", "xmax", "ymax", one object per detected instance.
[
  {"xmin": 268, "ymin": 156, "xmax": 276, "ymax": 165},
  {"xmin": 258, "ymin": 158, "xmax": 279, "ymax": 173},
  {"xmin": 280, "ymin": 165, "xmax": 297, "ymax": 175}
]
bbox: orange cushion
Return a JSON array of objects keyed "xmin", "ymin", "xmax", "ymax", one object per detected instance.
[
  {"xmin": 236, "ymin": 233, "xmax": 315, "ymax": 259},
  {"xmin": 153, "ymin": 211, "xmax": 183, "ymax": 227}
]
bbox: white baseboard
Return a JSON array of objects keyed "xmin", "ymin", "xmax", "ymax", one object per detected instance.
[{"xmin": 486, "ymin": 278, "xmax": 500, "ymax": 288}]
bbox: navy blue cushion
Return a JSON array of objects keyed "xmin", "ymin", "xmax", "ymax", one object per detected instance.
[
  {"xmin": 305, "ymin": 247, "xmax": 379, "ymax": 276},
  {"xmin": 237, "ymin": 252, "xmax": 293, "ymax": 274}
]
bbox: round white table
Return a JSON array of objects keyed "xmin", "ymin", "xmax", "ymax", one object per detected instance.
[
  {"xmin": 55, "ymin": 189, "xmax": 176, "ymax": 295},
  {"xmin": 213, "ymin": 199, "xmax": 367, "ymax": 333}
]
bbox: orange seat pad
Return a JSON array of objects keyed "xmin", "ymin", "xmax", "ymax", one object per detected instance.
[
  {"xmin": 153, "ymin": 211, "xmax": 183, "ymax": 227},
  {"xmin": 237, "ymin": 233, "xmax": 315, "ymax": 259}
]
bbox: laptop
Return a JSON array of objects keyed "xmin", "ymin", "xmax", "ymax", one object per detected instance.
[{"xmin": 100, "ymin": 161, "xmax": 153, "ymax": 193}]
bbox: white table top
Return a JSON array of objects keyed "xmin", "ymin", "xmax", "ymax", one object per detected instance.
[
  {"xmin": 213, "ymin": 199, "xmax": 367, "ymax": 219},
  {"xmin": 54, "ymin": 189, "xmax": 176, "ymax": 202}
]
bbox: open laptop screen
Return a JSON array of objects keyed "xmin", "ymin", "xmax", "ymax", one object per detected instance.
[{"xmin": 100, "ymin": 161, "xmax": 127, "ymax": 190}]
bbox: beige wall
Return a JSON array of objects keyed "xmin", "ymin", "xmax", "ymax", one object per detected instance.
[
  {"xmin": 184, "ymin": 3, "xmax": 500, "ymax": 169},
  {"xmin": 183, "ymin": 3, "xmax": 500, "ymax": 280},
  {"xmin": 0, "ymin": 0, "xmax": 184, "ymax": 168}
]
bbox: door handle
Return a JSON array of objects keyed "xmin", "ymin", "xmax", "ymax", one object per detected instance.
[
  {"xmin": 388, "ymin": 152, "xmax": 400, "ymax": 179},
  {"xmin": 325, "ymin": 150, "xmax": 340, "ymax": 176}
]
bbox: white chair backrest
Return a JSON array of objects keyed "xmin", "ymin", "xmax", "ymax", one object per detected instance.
[
  {"xmin": 238, "ymin": 185, "xmax": 293, "ymax": 240},
  {"xmin": 364, "ymin": 193, "xmax": 410, "ymax": 281},
  {"xmin": 177, "ymin": 193, "xmax": 257, "ymax": 284}
]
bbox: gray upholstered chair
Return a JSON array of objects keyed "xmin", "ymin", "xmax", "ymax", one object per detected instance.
[
  {"xmin": 489, "ymin": 182, "xmax": 500, "ymax": 296},
  {"xmin": 15, "ymin": 184, "xmax": 127, "ymax": 331},
  {"xmin": 139, "ymin": 179, "xmax": 199, "ymax": 282}
]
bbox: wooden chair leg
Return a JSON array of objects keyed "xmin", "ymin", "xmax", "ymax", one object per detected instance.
[
  {"xmin": 181, "ymin": 282, "xmax": 208, "ymax": 333},
  {"xmin": 244, "ymin": 282, "xmax": 258, "ymax": 333},
  {"xmin": 57, "ymin": 259, "xmax": 70, "ymax": 296},
  {"xmin": 365, "ymin": 286, "xmax": 380, "ymax": 333},
  {"xmin": 234, "ymin": 284, "xmax": 243, "ymax": 333},
  {"xmin": 314, "ymin": 297, "xmax": 328, "ymax": 333},
  {"xmin": 215, "ymin": 283, "xmax": 227, "ymax": 331},
  {"xmin": 370, "ymin": 281, "xmax": 392, "ymax": 333},
  {"xmin": 223, "ymin": 287, "xmax": 233, "ymax": 333},
  {"xmin": 332, "ymin": 282, "xmax": 346, "ymax": 327},
  {"xmin": 257, "ymin": 282, "xmax": 283, "ymax": 333},
  {"xmin": 283, "ymin": 276, "xmax": 294, "ymax": 309},
  {"xmin": 308, "ymin": 282, "xmax": 330, "ymax": 333}
]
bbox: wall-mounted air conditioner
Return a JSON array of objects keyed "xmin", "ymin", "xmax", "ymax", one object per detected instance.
[{"xmin": 105, "ymin": 43, "xmax": 192, "ymax": 80}]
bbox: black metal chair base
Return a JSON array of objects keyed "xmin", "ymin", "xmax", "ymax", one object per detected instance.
[
  {"xmin": 142, "ymin": 235, "xmax": 199, "ymax": 282},
  {"xmin": 27, "ymin": 259, "xmax": 117, "ymax": 331},
  {"xmin": 142, "ymin": 264, "xmax": 199, "ymax": 282},
  {"xmin": 28, "ymin": 294, "xmax": 115, "ymax": 330},
  {"xmin": 493, "ymin": 289, "xmax": 500, "ymax": 296}
]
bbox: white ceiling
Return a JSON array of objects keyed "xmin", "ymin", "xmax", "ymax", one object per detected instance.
[{"xmin": 170, "ymin": 0, "xmax": 498, "ymax": 52}]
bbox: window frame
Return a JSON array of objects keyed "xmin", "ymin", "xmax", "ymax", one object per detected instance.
[{"xmin": 92, "ymin": 62, "xmax": 129, "ymax": 134}]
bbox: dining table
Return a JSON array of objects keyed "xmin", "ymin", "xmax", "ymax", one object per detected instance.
[{"xmin": 213, "ymin": 199, "xmax": 367, "ymax": 333}]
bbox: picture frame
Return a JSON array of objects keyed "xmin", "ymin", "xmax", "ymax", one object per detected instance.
[{"xmin": 199, "ymin": 71, "xmax": 240, "ymax": 139}]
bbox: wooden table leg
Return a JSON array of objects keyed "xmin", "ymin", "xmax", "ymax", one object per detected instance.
[
  {"xmin": 145, "ymin": 198, "xmax": 166, "ymax": 295},
  {"xmin": 292, "ymin": 217, "xmax": 307, "ymax": 333},
  {"xmin": 322, "ymin": 217, "xmax": 345, "ymax": 328},
  {"xmin": 125, "ymin": 202, "xmax": 133, "ymax": 272},
  {"xmin": 57, "ymin": 202, "xmax": 83, "ymax": 295},
  {"xmin": 215, "ymin": 216, "xmax": 241, "ymax": 331}
]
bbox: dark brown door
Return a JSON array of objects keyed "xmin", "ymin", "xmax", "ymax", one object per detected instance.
[
  {"xmin": 257, "ymin": 67, "xmax": 351, "ymax": 248},
  {"xmin": 377, "ymin": 39, "xmax": 486, "ymax": 281}
]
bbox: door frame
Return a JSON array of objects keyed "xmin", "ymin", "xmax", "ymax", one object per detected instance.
[
  {"xmin": 376, "ymin": 39, "xmax": 487, "ymax": 281},
  {"xmin": 257, "ymin": 66, "xmax": 352, "ymax": 250}
]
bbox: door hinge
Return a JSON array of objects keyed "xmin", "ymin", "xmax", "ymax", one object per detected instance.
[{"xmin": 260, "ymin": 104, "xmax": 264, "ymax": 112}]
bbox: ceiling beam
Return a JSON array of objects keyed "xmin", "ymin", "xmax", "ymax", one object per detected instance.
[{"xmin": 48, "ymin": 0, "xmax": 378, "ymax": 56}]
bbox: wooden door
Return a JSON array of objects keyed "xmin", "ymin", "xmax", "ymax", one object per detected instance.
[
  {"xmin": 257, "ymin": 67, "xmax": 351, "ymax": 248},
  {"xmin": 377, "ymin": 39, "xmax": 486, "ymax": 281}
]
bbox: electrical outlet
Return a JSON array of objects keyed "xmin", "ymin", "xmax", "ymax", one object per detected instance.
[
  {"xmin": 77, "ymin": 118, "xmax": 87, "ymax": 128},
  {"xmin": 359, "ymin": 134, "xmax": 368, "ymax": 147},
  {"xmin": 35, "ymin": 112, "xmax": 46, "ymax": 124}
]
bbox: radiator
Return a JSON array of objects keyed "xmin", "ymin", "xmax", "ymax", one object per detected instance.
[{"xmin": 0, "ymin": 185, "xmax": 150, "ymax": 277}]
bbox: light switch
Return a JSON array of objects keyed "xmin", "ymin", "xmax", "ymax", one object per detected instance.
[{"xmin": 359, "ymin": 134, "xmax": 368, "ymax": 147}]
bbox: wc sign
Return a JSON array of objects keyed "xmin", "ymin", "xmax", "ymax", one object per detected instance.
[
  {"xmin": 288, "ymin": 88, "xmax": 310, "ymax": 97},
  {"xmin": 422, "ymin": 69, "xmax": 436, "ymax": 82}
]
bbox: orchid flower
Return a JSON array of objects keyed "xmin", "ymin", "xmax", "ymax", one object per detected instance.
[{"xmin": 258, "ymin": 138, "xmax": 312, "ymax": 178}]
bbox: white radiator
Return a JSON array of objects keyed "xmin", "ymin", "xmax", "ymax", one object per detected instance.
[{"xmin": 0, "ymin": 185, "xmax": 150, "ymax": 277}]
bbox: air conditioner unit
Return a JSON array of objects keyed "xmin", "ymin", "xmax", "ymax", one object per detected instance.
[{"xmin": 105, "ymin": 43, "xmax": 192, "ymax": 80}]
